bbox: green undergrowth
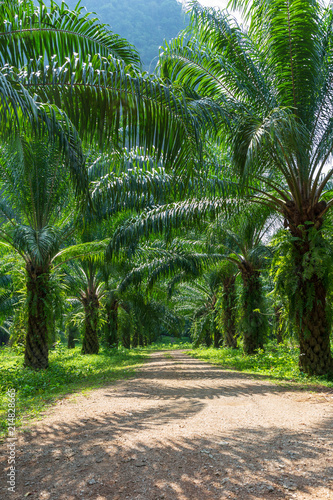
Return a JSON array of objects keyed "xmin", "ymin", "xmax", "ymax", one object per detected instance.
[
  {"xmin": 144, "ymin": 336, "xmax": 192, "ymax": 350},
  {"xmin": 189, "ymin": 343, "xmax": 333, "ymax": 389},
  {"xmin": 0, "ymin": 344, "xmax": 149, "ymax": 438}
]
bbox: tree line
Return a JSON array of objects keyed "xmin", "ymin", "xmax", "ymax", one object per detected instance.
[{"xmin": 0, "ymin": 0, "xmax": 332, "ymax": 378}]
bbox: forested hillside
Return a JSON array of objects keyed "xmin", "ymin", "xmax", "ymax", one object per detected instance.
[{"xmin": 59, "ymin": 0, "xmax": 188, "ymax": 69}]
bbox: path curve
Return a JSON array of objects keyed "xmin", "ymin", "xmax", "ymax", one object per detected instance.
[{"xmin": 1, "ymin": 350, "xmax": 333, "ymax": 499}]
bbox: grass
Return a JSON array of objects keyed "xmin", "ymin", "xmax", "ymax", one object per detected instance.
[
  {"xmin": 189, "ymin": 343, "xmax": 333, "ymax": 389},
  {"xmin": 0, "ymin": 343, "xmax": 149, "ymax": 438},
  {"xmin": 4, "ymin": 337, "xmax": 331, "ymax": 439},
  {"xmin": 144, "ymin": 336, "xmax": 192, "ymax": 350},
  {"xmin": 0, "ymin": 337, "xmax": 192, "ymax": 438}
]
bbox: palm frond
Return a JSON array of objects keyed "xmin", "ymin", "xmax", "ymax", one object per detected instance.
[
  {"xmin": 107, "ymin": 198, "xmax": 236, "ymax": 259},
  {"xmin": 119, "ymin": 241, "xmax": 224, "ymax": 292},
  {"xmin": 0, "ymin": 0, "xmax": 141, "ymax": 69}
]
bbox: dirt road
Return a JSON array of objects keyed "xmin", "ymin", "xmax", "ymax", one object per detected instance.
[{"xmin": 1, "ymin": 350, "xmax": 333, "ymax": 499}]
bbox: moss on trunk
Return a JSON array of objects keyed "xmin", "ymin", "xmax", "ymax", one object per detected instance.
[
  {"xmin": 105, "ymin": 299, "xmax": 118, "ymax": 348},
  {"xmin": 67, "ymin": 325, "xmax": 77, "ymax": 349},
  {"xmin": 122, "ymin": 329, "xmax": 131, "ymax": 349},
  {"xmin": 295, "ymin": 271, "xmax": 332, "ymax": 375},
  {"xmin": 221, "ymin": 275, "xmax": 238, "ymax": 349},
  {"xmin": 283, "ymin": 200, "xmax": 333, "ymax": 376},
  {"xmin": 138, "ymin": 328, "xmax": 144, "ymax": 347},
  {"xmin": 213, "ymin": 325, "xmax": 222, "ymax": 348},
  {"xmin": 274, "ymin": 306, "xmax": 284, "ymax": 344},
  {"xmin": 132, "ymin": 328, "xmax": 139, "ymax": 348},
  {"xmin": 82, "ymin": 291, "xmax": 99, "ymax": 355},
  {"xmin": 240, "ymin": 265, "xmax": 266, "ymax": 355},
  {"xmin": 24, "ymin": 262, "xmax": 50, "ymax": 370}
]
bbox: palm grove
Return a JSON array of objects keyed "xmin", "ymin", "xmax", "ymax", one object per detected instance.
[{"xmin": 0, "ymin": 0, "xmax": 332, "ymax": 378}]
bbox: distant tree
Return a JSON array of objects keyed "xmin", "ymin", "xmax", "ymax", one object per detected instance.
[
  {"xmin": 215, "ymin": 262, "xmax": 238, "ymax": 349},
  {"xmin": 64, "ymin": 259, "xmax": 104, "ymax": 354},
  {"xmin": 0, "ymin": 136, "xmax": 82, "ymax": 369},
  {"xmin": 208, "ymin": 206, "xmax": 274, "ymax": 354}
]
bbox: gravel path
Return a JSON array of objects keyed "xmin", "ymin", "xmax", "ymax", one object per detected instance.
[{"xmin": 1, "ymin": 350, "xmax": 333, "ymax": 499}]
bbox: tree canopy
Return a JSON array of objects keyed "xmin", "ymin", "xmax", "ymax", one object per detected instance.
[{"xmin": 0, "ymin": 0, "xmax": 333, "ymax": 381}]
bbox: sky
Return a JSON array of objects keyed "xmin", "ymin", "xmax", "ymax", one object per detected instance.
[
  {"xmin": 181, "ymin": 0, "xmax": 234, "ymax": 11},
  {"xmin": 199, "ymin": 0, "xmax": 331, "ymax": 11},
  {"xmin": 199, "ymin": 0, "xmax": 229, "ymax": 7},
  {"xmin": 194, "ymin": 0, "xmax": 243, "ymax": 23}
]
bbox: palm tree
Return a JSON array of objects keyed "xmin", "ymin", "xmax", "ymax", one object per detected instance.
[
  {"xmin": 121, "ymin": 288, "xmax": 179, "ymax": 347},
  {"xmin": 103, "ymin": 289, "xmax": 119, "ymax": 348},
  {"xmin": 0, "ymin": 64, "xmax": 84, "ymax": 181},
  {"xmin": 208, "ymin": 206, "xmax": 274, "ymax": 354},
  {"xmin": 64, "ymin": 258, "xmax": 105, "ymax": 354},
  {"xmin": 116, "ymin": 237, "xmax": 229, "ymax": 347},
  {"xmin": 64, "ymin": 260, "xmax": 128, "ymax": 351},
  {"xmin": 0, "ymin": 0, "xmax": 219, "ymax": 364},
  {"xmin": 0, "ymin": 134, "xmax": 85, "ymax": 368},
  {"xmin": 215, "ymin": 261, "xmax": 238, "ymax": 349},
  {"xmin": 110, "ymin": 201, "xmax": 273, "ymax": 353},
  {"xmin": 159, "ymin": 1, "xmax": 333, "ymax": 374},
  {"xmin": 63, "ymin": 248, "xmax": 136, "ymax": 354},
  {"xmin": 165, "ymin": 274, "xmax": 218, "ymax": 348},
  {"xmin": 0, "ymin": 0, "xmax": 206, "ymax": 173}
]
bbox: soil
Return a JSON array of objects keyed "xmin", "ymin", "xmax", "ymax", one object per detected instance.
[{"xmin": 1, "ymin": 350, "xmax": 333, "ymax": 500}]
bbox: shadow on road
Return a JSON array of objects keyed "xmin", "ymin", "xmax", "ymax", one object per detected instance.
[{"xmin": 1, "ymin": 351, "xmax": 332, "ymax": 500}]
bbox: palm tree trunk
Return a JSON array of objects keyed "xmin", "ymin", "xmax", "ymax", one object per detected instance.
[
  {"xmin": 294, "ymin": 248, "xmax": 332, "ymax": 375},
  {"xmin": 48, "ymin": 310, "xmax": 57, "ymax": 347},
  {"xmin": 82, "ymin": 292, "xmax": 99, "ymax": 354},
  {"xmin": 67, "ymin": 326, "xmax": 77, "ymax": 349},
  {"xmin": 214, "ymin": 324, "xmax": 222, "ymax": 348},
  {"xmin": 24, "ymin": 263, "xmax": 50, "ymax": 370},
  {"xmin": 212, "ymin": 295, "xmax": 222, "ymax": 348},
  {"xmin": 105, "ymin": 299, "xmax": 118, "ymax": 348},
  {"xmin": 122, "ymin": 329, "xmax": 131, "ymax": 349},
  {"xmin": 222, "ymin": 275, "xmax": 238, "ymax": 348},
  {"xmin": 132, "ymin": 328, "xmax": 139, "ymax": 347},
  {"xmin": 274, "ymin": 306, "xmax": 284, "ymax": 344},
  {"xmin": 138, "ymin": 329, "xmax": 144, "ymax": 347},
  {"xmin": 284, "ymin": 205, "xmax": 333, "ymax": 375},
  {"xmin": 297, "ymin": 278, "xmax": 331, "ymax": 375},
  {"xmin": 205, "ymin": 325, "xmax": 213, "ymax": 347},
  {"xmin": 240, "ymin": 265, "xmax": 266, "ymax": 355}
]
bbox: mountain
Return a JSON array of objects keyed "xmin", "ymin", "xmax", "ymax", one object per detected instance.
[{"xmin": 58, "ymin": 0, "xmax": 188, "ymax": 70}]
